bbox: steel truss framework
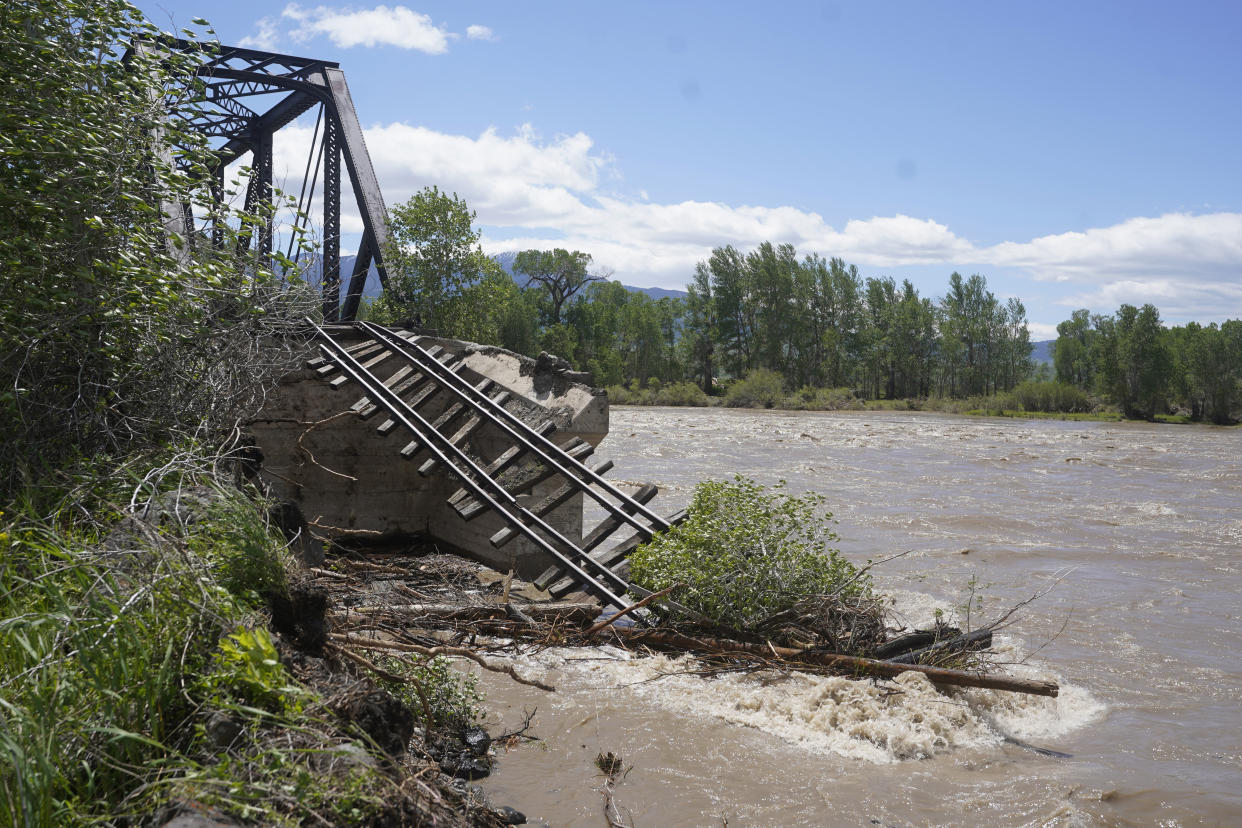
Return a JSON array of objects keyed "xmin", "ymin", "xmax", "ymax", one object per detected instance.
[{"xmin": 154, "ymin": 39, "xmax": 390, "ymax": 321}]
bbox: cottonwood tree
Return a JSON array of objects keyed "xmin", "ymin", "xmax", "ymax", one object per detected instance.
[
  {"xmin": 1095, "ymin": 303, "xmax": 1171, "ymax": 419},
  {"xmin": 374, "ymin": 186, "xmax": 484, "ymax": 331},
  {"xmin": 1052, "ymin": 305, "xmax": 1242, "ymax": 422},
  {"xmin": 513, "ymin": 248, "xmax": 603, "ymax": 325},
  {"xmin": 1054, "ymin": 309, "xmax": 1098, "ymax": 388},
  {"xmin": 1171, "ymin": 320, "xmax": 1242, "ymax": 423},
  {"xmin": 705, "ymin": 245, "xmax": 755, "ymax": 378},
  {"xmin": 681, "ymin": 262, "xmax": 718, "ymax": 392},
  {"xmin": 565, "ymin": 281, "xmax": 684, "ymax": 386}
]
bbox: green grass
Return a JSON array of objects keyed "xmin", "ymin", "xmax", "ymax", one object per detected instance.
[
  {"xmin": 962, "ymin": 408, "xmax": 1126, "ymax": 422},
  {"xmin": 0, "ymin": 466, "xmax": 468, "ymax": 827},
  {"xmin": 608, "ymin": 384, "xmax": 1226, "ymax": 426},
  {"xmin": 0, "ymin": 477, "xmax": 286, "ymax": 825}
]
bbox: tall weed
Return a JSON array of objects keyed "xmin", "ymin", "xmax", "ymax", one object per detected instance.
[{"xmin": 0, "ymin": 478, "xmax": 284, "ymax": 825}]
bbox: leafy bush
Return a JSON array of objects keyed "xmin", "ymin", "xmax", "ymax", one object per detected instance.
[
  {"xmin": 629, "ymin": 476, "xmax": 869, "ymax": 631},
  {"xmin": 606, "ymin": 380, "xmax": 711, "ymax": 407},
  {"xmin": 604, "ymin": 383, "xmax": 635, "ymax": 404},
  {"xmin": 784, "ymin": 386, "xmax": 863, "ymax": 411},
  {"xmin": 922, "ymin": 394, "xmax": 993, "ymax": 414},
  {"xmin": 378, "ymin": 655, "xmax": 484, "ymax": 730},
  {"xmin": 1010, "ymin": 380, "xmax": 1091, "ymax": 413},
  {"xmin": 723, "ymin": 368, "xmax": 785, "ymax": 408},
  {"xmin": 654, "ymin": 380, "xmax": 711, "ymax": 406},
  {"xmin": 0, "ymin": 5, "xmax": 314, "ymax": 498}
]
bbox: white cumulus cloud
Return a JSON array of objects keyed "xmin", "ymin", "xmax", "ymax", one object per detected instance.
[
  {"xmin": 239, "ymin": 16, "xmax": 279, "ymax": 50},
  {"xmin": 465, "ymin": 24, "xmax": 495, "ymax": 41},
  {"xmin": 981, "ymin": 213, "xmax": 1242, "ymax": 321},
  {"xmin": 257, "ymin": 118, "xmax": 1242, "ymax": 323},
  {"xmin": 985, "ymin": 213, "xmax": 1242, "ymax": 281},
  {"xmin": 283, "ymin": 4, "xmax": 451, "ymax": 53},
  {"xmin": 361, "ymin": 123, "xmax": 608, "ymax": 226},
  {"xmin": 339, "ymin": 124, "xmax": 981, "ymax": 280}
]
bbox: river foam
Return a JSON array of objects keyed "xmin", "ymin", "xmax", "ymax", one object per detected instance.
[{"xmin": 521, "ymin": 640, "xmax": 1102, "ymax": 765}]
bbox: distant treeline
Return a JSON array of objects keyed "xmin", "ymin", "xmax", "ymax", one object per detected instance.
[
  {"xmin": 672, "ymin": 246, "xmax": 1032, "ymax": 399},
  {"xmin": 369, "ymin": 188, "xmax": 1239, "ymax": 423},
  {"xmin": 372, "ymin": 241, "xmax": 1035, "ymax": 402},
  {"xmin": 551, "ymin": 246, "xmax": 1036, "ymax": 402},
  {"xmin": 1053, "ymin": 305, "xmax": 1242, "ymax": 423}
]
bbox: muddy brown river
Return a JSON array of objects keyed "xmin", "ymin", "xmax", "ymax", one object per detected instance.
[{"xmin": 475, "ymin": 408, "xmax": 1242, "ymax": 826}]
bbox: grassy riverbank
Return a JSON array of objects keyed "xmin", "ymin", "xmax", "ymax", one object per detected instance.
[
  {"xmin": 0, "ymin": 459, "xmax": 493, "ymax": 827},
  {"xmin": 606, "ymin": 377, "xmax": 1218, "ymax": 424}
]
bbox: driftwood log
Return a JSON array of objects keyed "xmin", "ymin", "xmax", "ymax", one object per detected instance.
[
  {"xmin": 882, "ymin": 627, "xmax": 995, "ymax": 664},
  {"xmin": 608, "ymin": 628, "xmax": 1059, "ymax": 697},
  {"xmin": 340, "ymin": 601, "xmax": 598, "ymax": 623}
]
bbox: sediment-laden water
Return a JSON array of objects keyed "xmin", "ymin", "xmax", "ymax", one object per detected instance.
[{"xmin": 477, "ymin": 408, "xmax": 1242, "ymax": 826}]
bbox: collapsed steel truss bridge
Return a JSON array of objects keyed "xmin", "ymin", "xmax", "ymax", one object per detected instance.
[
  {"xmin": 155, "ymin": 41, "xmax": 687, "ymax": 607},
  {"xmin": 151, "ymin": 39, "xmax": 390, "ymax": 321}
]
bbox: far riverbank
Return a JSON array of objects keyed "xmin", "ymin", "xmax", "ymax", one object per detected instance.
[{"xmin": 604, "ymin": 370, "xmax": 1242, "ymax": 425}]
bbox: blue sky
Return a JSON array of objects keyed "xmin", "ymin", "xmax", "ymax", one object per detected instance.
[{"xmin": 143, "ymin": 1, "xmax": 1242, "ymax": 338}]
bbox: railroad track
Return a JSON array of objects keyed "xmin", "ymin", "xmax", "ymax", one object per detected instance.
[{"xmin": 307, "ymin": 322, "xmax": 689, "ymax": 616}]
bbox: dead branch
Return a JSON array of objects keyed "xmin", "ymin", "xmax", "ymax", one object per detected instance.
[
  {"xmin": 494, "ymin": 707, "xmax": 541, "ymax": 747},
  {"xmin": 306, "ymin": 517, "xmax": 383, "ymax": 537},
  {"xmin": 884, "ymin": 627, "xmax": 994, "ymax": 665},
  {"xmin": 335, "ymin": 558, "xmax": 414, "ymax": 575},
  {"xmin": 338, "ymin": 602, "xmax": 597, "ymax": 624},
  {"xmin": 985, "ymin": 567, "xmax": 1076, "ymax": 631},
  {"xmin": 308, "ymin": 567, "xmax": 352, "ymax": 580},
  {"xmin": 608, "ymin": 628, "xmax": 1059, "ymax": 697},
  {"xmin": 329, "ymin": 633, "xmax": 556, "ymax": 692},
  {"xmin": 295, "ymin": 411, "xmax": 360, "ymax": 480},
  {"xmin": 585, "ymin": 583, "xmax": 685, "ymax": 636},
  {"xmin": 326, "ymin": 641, "xmax": 406, "ymax": 682},
  {"xmin": 832, "ymin": 549, "xmax": 910, "ymax": 596}
]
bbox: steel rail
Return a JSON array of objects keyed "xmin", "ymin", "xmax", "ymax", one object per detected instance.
[
  {"xmin": 360, "ymin": 322, "xmax": 671, "ymax": 537},
  {"xmin": 312, "ymin": 327, "xmax": 637, "ymax": 610}
]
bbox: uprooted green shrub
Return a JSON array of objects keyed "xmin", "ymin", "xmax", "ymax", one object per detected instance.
[{"xmin": 630, "ymin": 476, "xmax": 873, "ymax": 635}]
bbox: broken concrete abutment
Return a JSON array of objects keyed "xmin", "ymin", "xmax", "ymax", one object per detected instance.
[{"xmin": 247, "ymin": 324, "xmax": 625, "ymax": 583}]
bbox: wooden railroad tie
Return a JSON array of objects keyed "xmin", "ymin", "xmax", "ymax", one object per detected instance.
[{"xmin": 313, "ymin": 326, "xmax": 675, "ymax": 606}]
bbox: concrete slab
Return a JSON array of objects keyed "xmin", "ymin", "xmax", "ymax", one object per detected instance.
[{"xmin": 247, "ymin": 330, "xmax": 608, "ymax": 579}]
